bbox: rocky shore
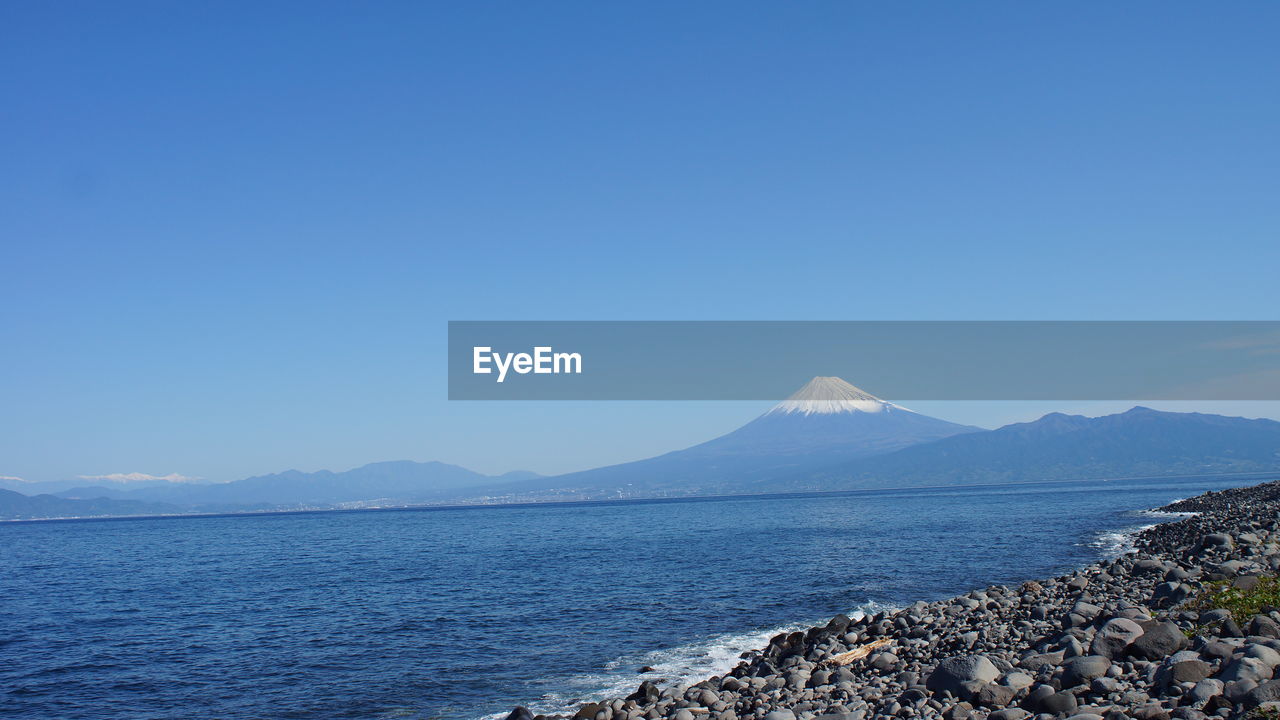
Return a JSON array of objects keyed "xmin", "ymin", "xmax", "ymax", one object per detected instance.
[{"xmin": 508, "ymin": 480, "xmax": 1280, "ymax": 720}]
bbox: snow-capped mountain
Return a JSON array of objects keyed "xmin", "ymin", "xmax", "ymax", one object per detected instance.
[
  {"xmin": 686, "ymin": 376, "xmax": 980, "ymax": 458},
  {"xmin": 767, "ymin": 376, "xmax": 905, "ymax": 415},
  {"xmin": 497, "ymin": 376, "xmax": 982, "ymax": 496}
]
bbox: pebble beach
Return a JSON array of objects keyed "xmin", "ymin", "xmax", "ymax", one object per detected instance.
[{"xmin": 509, "ymin": 480, "xmax": 1280, "ymax": 720}]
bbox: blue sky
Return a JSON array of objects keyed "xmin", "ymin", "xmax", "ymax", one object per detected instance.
[{"xmin": 2, "ymin": 2, "xmax": 1278, "ymax": 483}]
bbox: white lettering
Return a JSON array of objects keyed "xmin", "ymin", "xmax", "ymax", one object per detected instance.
[
  {"xmin": 473, "ymin": 346, "xmax": 492, "ymax": 375},
  {"xmin": 553, "ymin": 351, "xmax": 582, "ymax": 374},
  {"xmin": 472, "ymin": 346, "xmax": 583, "ymax": 382},
  {"xmin": 512, "ymin": 353, "xmax": 533, "ymax": 375},
  {"xmin": 493, "ymin": 351, "xmax": 514, "ymax": 383}
]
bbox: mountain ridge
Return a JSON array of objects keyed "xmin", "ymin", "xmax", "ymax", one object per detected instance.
[
  {"xmin": 8, "ymin": 377, "xmax": 1280, "ymax": 519},
  {"xmin": 776, "ymin": 405, "xmax": 1280, "ymax": 492},
  {"xmin": 474, "ymin": 377, "xmax": 983, "ymax": 497}
]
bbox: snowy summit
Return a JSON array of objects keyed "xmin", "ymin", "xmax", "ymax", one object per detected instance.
[{"xmin": 767, "ymin": 376, "xmax": 908, "ymax": 416}]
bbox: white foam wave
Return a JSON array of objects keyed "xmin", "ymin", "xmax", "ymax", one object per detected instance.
[
  {"xmin": 490, "ymin": 603, "xmax": 897, "ymax": 719},
  {"xmin": 1141, "ymin": 508, "xmax": 1199, "ymax": 520},
  {"xmin": 1087, "ymin": 504, "xmax": 1201, "ymax": 560},
  {"xmin": 1089, "ymin": 524, "xmax": 1157, "ymax": 558}
]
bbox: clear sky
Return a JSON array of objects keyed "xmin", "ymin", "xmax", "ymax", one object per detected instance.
[{"xmin": 3, "ymin": 2, "xmax": 1279, "ymax": 483}]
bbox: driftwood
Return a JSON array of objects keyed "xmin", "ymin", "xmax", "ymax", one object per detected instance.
[{"xmin": 823, "ymin": 637, "xmax": 893, "ymax": 666}]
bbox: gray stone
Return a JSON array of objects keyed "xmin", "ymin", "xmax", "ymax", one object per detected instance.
[
  {"xmin": 1135, "ymin": 559, "xmax": 1167, "ymax": 575},
  {"xmin": 1071, "ymin": 601, "xmax": 1104, "ymax": 621},
  {"xmin": 505, "ymin": 707, "xmax": 535, "ymax": 720},
  {"xmin": 1091, "ymin": 618, "xmax": 1145, "ymax": 659},
  {"xmin": 1040, "ymin": 691, "xmax": 1078, "ymax": 715},
  {"xmin": 1151, "ymin": 582, "xmax": 1193, "ymax": 608},
  {"xmin": 977, "ymin": 684, "xmax": 1016, "ymax": 708},
  {"xmin": 871, "ymin": 652, "xmax": 899, "ymax": 672},
  {"xmin": 1235, "ymin": 575, "xmax": 1262, "ymax": 591},
  {"xmin": 1200, "ymin": 640, "xmax": 1235, "ymax": 661},
  {"xmin": 1250, "ymin": 615, "xmax": 1280, "ymax": 639},
  {"xmin": 1129, "ymin": 621, "xmax": 1188, "ymax": 659},
  {"xmin": 784, "ymin": 671, "xmax": 808, "ymax": 691},
  {"xmin": 1062, "ymin": 656, "xmax": 1112, "ymax": 687},
  {"xmin": 1132, "ymin": 705, "xmax": 1170, "ymax": 720},
  {"xmin": 1200, "ymin": 609, "xmax": 1233, "ymax": 625},
  {"xmin": 1166, "ymin": 659, "xmax": 1212, "ymax": 684},
  {"xmin": 1203, "ymin": 533, "xmax": 1234, "ymax": 549},
  {"xmin": 1219, "ymin": 560, "xmax": 1249, "ymax": 576},
  {"xmin": 1003, "ymin": 672, "xmax": 1035, "ymax": 691},
  {"xmin": 1062, "ymin": 637, "xmax": 1086, "ymax": 658},
  {"xmin": 1020, "ymin": 652, "xmax": 1064, "ymax": 672},
  {"xmin": 900, "ymin": 687, "xmax": 928, "ymax": 704},
  {"xmin": 1220, "ymin": 656, "xmax": 1274, "ymax": 684},
  {"xmin": 1244, "ymin": 679, "xmax": 1280, "ymax": 709},
  {"xmin": 1021, "ymin": 684, "xmax": 1055, "ymax": 712},
  {"xmin": 1248, "ymin": 644, "xmax": 1280, "ymax": 667},
  {"xmin": 988, "ymin": 711, "xmax": 1029, "ymax": 720},
  {"xmin": 926, "ymin": 656, "xmax": 1000, "ymax": 699},
  {"xmin": 1189, "ymin": 678, "xmax": 1224, "ymax": 705},
  {"xmin": 1224, "ymin": 679, "xmax": 1259, "ymax": 704},
  {"xmin": 1121, "ymin": 690, "xmax": 1151, "ymax": 705},
  {"xmin": 764, "ymin": 712, "xmax": 797, "ymax": 720}
]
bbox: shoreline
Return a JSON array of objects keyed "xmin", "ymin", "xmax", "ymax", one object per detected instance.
[
  {"xmin": 5, "ymin": 470, "xmax": 1277, "ymax": 525},
  {"xmin": 509, "ymin": 478, "xmax": 1280, "ymax": 720}
]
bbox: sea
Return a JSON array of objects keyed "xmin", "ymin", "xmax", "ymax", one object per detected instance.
[{"xmin": 0, "ymin": 475, "xmax": 1266, "ymax": 720}]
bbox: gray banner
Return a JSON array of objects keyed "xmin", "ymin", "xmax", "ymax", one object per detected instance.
[{"xmin": 447, "ymin": 321, "xmax": 1280, "ymax": 400}]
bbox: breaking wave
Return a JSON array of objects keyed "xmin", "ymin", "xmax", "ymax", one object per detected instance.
[
  {"xmin": 497, "ymin": 603, "xmax": 898, "ymax": 719},
  {"xmin": 1088, "ymin": 504, "xmax": 1200, "ymax": 559}
]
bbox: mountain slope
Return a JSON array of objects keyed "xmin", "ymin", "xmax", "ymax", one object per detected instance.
[
  {"xmin": 781, "ymin": 406, "xmax": 1280, "ymax": 491},
  {"xmin": 483, "ymin": 377, "xmax": 981, "ymax": 497},
  {"xmin": 60, "ymin": 461, "xmax": 537, "ymax": 509},
  {"xmin": 0, "ymin": 488, "xmax": 180, "ymax": 521}
]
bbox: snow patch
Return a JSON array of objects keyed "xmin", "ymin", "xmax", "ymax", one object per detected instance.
[{"xmin": 767, "ymin": 376, "xmax": 911, "ymax": 416}]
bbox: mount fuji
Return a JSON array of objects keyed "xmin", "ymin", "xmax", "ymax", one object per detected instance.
[
  {"xmin": 694, "ymin": 377, "xmax": 977, "ymax": 457},
  {"xmin": 498, "ymin": 377, "xmax": 981, "ymax": 497}
]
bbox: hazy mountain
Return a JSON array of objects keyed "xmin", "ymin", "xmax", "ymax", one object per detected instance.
[
  {"xmin": 492, "ymin": 470, "xmax": 545, "ymax": 481},
  {"xmin": 0, "ymin": 475, "xmax": 205, "ymax": 495},
  {"xmin": 780, "ymin": 406, "xmax": 1280, "ymax": 491},
  {"xmin": 485, "ymin": 377, "xmax": 982, "ymax": 497},
  {"xmin": 18, "ymin": 392, "xmax": 1280, "ymax": 519},
  {"xmin": 0, "ymin": 488, "xmax": 180, "ymax": 521},
  {"xmin": 56, "ymin": 461, "xmax": 539, "ymax": 509}
]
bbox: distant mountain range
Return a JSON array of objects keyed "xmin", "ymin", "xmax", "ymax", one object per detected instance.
[
  {"xmin": 484, "ymin": 377, "xmax": 981, "ymax": 498},
  {"xmin": 53, "ymin": 462, "xmax": 543, "ymax": 509},
  {"xmin": 5, "ymin": 376, "xmax": 1280, "ymax": 520},
  {"xmin": 0, "ymin": 488, "xmax": 181, "ymax": 521},
  {"xmin": 786, "ymin": 406, "xmax": 1280, "ymax": 491}
]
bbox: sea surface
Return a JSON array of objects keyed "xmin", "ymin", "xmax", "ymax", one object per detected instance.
[{"xmin": 0, "ymin": 475, "xmax": 1266, "ymax": 720}]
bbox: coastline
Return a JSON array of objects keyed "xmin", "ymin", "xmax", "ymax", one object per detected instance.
[
  {"xmin": 6, "ymin": 470, "xmax": 1277, "ymax": 525},
  {"xmin": 509, "ymin": 479, "xmax": 1280, "ymax": 720}
]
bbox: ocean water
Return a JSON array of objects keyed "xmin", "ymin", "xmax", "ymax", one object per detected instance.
[{"xmin": 0, "ymin": 475, "xmax": 1264, "ymax": 720}]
